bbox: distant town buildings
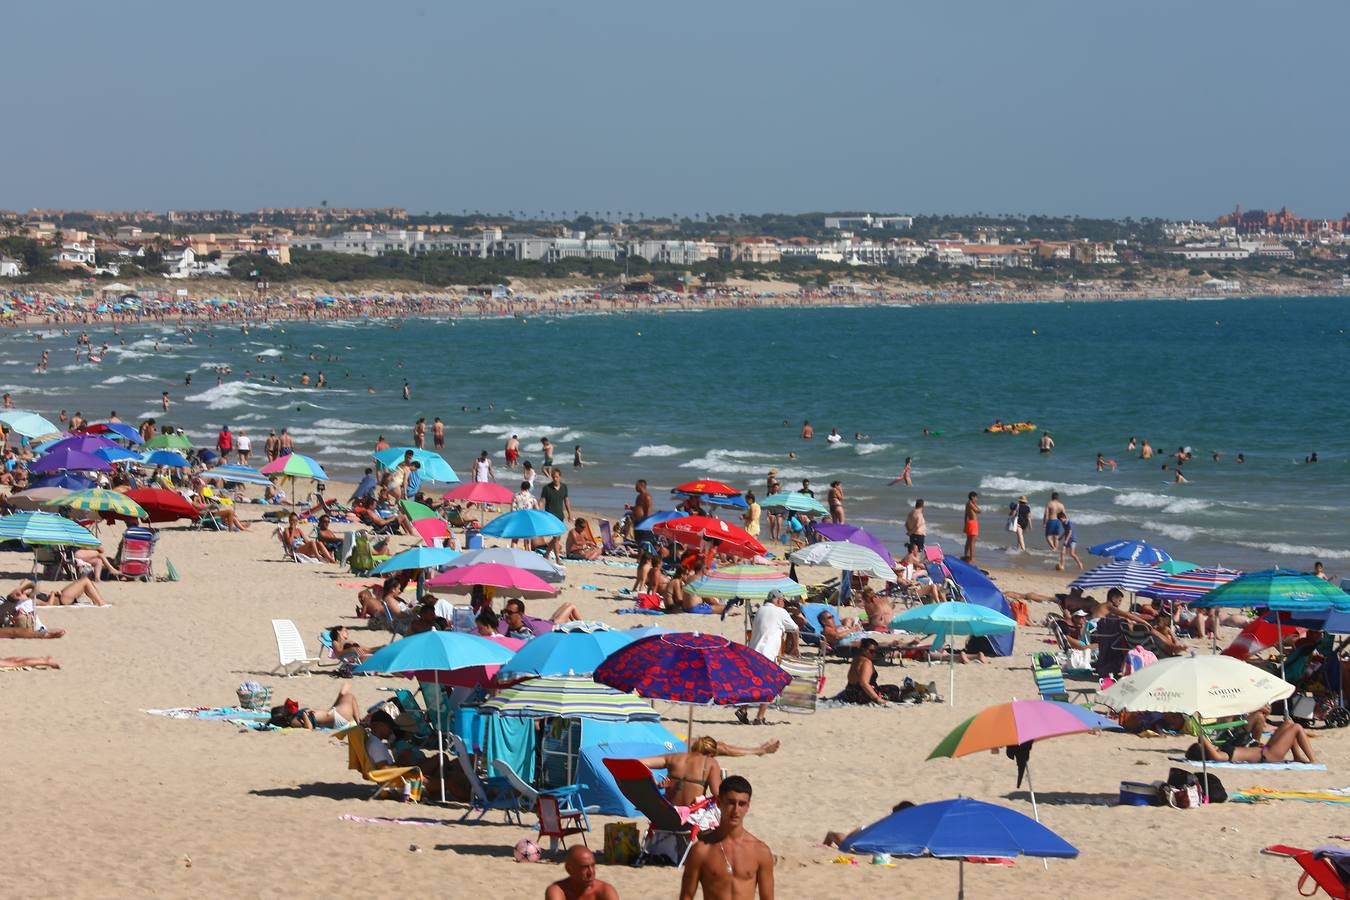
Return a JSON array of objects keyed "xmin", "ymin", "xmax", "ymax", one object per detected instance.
[{"xmin": 823, "ymin": 214, "xmax": 913, "ymax": 230}]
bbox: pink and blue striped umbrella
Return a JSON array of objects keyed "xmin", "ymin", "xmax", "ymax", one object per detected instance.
[{"xmin": 1137, "ymin": 566, "xmax": 1242, "ymax": 603}]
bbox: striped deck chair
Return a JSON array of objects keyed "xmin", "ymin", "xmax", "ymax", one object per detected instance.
[
  {"xmin": 1032, "ymin": 655, "xmax": 1070, "ymax": 702},
  {"xmin": 773, "ymin": 655, "xmax": 825, "ymax": 714}
]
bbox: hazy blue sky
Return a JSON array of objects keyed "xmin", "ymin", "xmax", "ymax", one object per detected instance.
[{"xmin": 5, "ymin": 0, "xmax": 1348, "ymax": 219}]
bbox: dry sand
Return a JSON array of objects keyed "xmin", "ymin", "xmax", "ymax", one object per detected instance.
[{"xmin": 2, "ymin": 510, "xmax": 1344, "ymax": 899}]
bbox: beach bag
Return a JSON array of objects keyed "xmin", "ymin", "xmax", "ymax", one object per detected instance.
[
  {"xmin": 1005, "ymin": 514, "xmax": 1018, "ymax": 533},
  {"xmin": 636, "ymin": 593, "xmax": 662, "ymax": 610},
  {"xmin": 349, "ymin": 533, "xmax": 374, "ymax": 575},
  {"xmin": 603, "ymin": 822, "xmax": 640, "ymax": 866}
]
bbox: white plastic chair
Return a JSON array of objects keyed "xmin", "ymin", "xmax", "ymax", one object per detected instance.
[{"xmin": 271, "ymin": 619, "xmax": 320, "ymax": 676}]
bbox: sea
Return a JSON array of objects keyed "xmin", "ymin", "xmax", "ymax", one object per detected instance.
[{"xmin": 6, "ymin": 295, "xmax": 1349, "ymax": 573}]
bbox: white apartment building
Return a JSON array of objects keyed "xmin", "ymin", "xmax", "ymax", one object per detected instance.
[
  {"xmin": 0, "ymin": 257, "xmax": 21, "ymax": 277},
  {"xmin": 824, "ymin": 214, "xmax": 913, "ymax": 230},
  {"xmin": 1167, "ymin": 245, "xmax": 1251, "ymax": 261}
]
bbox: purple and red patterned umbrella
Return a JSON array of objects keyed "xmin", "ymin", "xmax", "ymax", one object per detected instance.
[{"xmin": 593, "ymin": 632, "xmax": 791, "ymax": 706}]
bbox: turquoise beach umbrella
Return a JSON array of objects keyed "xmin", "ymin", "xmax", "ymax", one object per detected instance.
[
  {"xmin": 758, "ymin": 492, "xmax": 829, "ymax": 515},
  {"xmin": 481, "ymin": 508, "xmax": 567, "ymax": 539},
  {"xmin": 890, "ymin": 602, "xmax": 1018, "ymax": 705},
  {"xmin": 372, "ymin": 447, "xmax": 459, "ymax": 483},
  {"xmin": 371, "ymin": 546, "xmax": 462, "ymax": 575},
  {"xmin": 1190, "ymin": 568, "xmax": 1350, "ymax": 612},
  {"xmin": 0, "ymin": 511, "xmax": 101, "ymax": 548},
  {"xmin": 0, "ymin": 410, "xmax": 61, "ymax": 439}
]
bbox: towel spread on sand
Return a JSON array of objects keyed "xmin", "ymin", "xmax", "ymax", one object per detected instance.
[
  {"xmin": 1171, "ymin": 758, "xmax": 1328, "ymax": 771},
  {"xmin": 1230, "ymin": 786, "xmax": 1350, "ymax": 805},
  {"xmin": 144, "ymin": 706, "xmax": 332, "ymax": 732},
  {"xmin": 339, "ymin": 814, "xmax": 454, "ymax": 827}
]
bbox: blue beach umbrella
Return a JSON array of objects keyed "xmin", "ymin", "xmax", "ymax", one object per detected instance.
[
  {"xmin": 0, "ymin": 410, "xmax": 60, "ymax": 439},
  {"xmin": 141, "ymin": 450, "xmax": 191, "ymax": 468},
  {"xmin": 0, "ymin": 510, "xmax": 101, "ymax": 548},
  {"xmin": 635, "ymin": 510, "xmax": 684, "ymax": 531},
  {"xmin": 497, "ymin": 629, "xmax": 636, "ymax": 679},
  {"xmin": 890, "ymin": 602, "xmax": 1018, "ymax": 704},
  {"xmin": 839, "ymin": 797, "xmax": 1077, "ymax": 896},
  {"xmin": 372, "ymin": 447, "xmax": 460, "ymax": 483},
  {"xmin": 29, "ymin": 473, "xmax": 96, "ymax": 491},
  {"xmin": 1088, "ymin": 539, "xmax": 1172, "ymax": 564},
  {"xmin": 371, "ymin": 545, "xmax": 462, "ymax": 575},
  {"xmin": 480, "ymin": 508, "xmax": 567, "ymax": 539},
  {"xmin": 85, "ymin": 421, "xmax": 142, "ymax": 443},
  {"xmin": 1069, "ymin": 560, "xmax": 1166, "ymax": 593},
  {"xmin": 95, "ymin": 445, "xmax": 142, "ymax": 464}
]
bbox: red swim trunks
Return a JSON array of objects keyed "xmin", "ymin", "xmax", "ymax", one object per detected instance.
[
  {"xmin": 964, "ymin": 520, "xmax": 979, "ymax": 537},
  {"xmin": 505, "ymin": 448, "xmax": 519, "ymax": 465}
]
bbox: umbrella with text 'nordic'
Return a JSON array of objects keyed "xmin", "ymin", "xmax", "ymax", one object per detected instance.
[{"xmin": 1088, "ymin": 538, "xmax": 1172, "ymax": 564}]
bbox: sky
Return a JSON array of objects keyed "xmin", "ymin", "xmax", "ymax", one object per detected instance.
[{"xmin": 4, "ymin": 0, "xmax": 1348, "ymax": 220}]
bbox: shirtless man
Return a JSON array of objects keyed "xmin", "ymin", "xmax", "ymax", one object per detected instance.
[
  {"xmin": 545, "ymin": 846, "xmax": 618, "ymax": 900},
  {"xmin": 504, "ymin": 434, "xmax": 520, "ymax": 469},
  {"xmin": 432, "ymin": 417, "xmax": 445, "ymax": 449},
  {"xmin": 861, "ymin": 587, "xmax": 894, "ymax": 633},
  {"xmin": 962, "ymin": 490, "xmax": 980, "ymax": 562},
  {"xmin": 1038, "ymin": 432, "xmax": 1055, "ymax": 453},
  {"xmin": 629, "ymin": 479, "xmax": 653, "ymax": 538},
  {"xmin": 1043, "ymin": 491, "xmax": 1065, "ymax": 551},
  {"xmin": 800, "ymin": 420, "xmax": 813, "ymax": 440},
  {"xmin": 680, "ymin": 776, "xmax": 774, "ymax": 900}
]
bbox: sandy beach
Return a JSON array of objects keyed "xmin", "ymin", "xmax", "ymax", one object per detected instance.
[{"xmin": 3, "ymin": 499, "xmax": 1345, "ymax": 900}]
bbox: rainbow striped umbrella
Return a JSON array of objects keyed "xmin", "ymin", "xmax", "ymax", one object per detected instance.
[
  {"xmin": 51, "ymin": 489, "xmax": 147, "ymax": 520},
  {"xmin": 688, "ymin": 564, "xmax": 806, "ymax": 600},
  {"xmin": 260, "ymin": 452, "xmax": 328, "ymax": 481},
  {"xmin": 1137, "ymin": 567, "xmax": 1242, "ymax": 603},
  {"xmin": 1189, "ymin": 568, "xmax": 1350, "ymax": 612},
  {"xmin": 481, "ymin": 675, "xmax": 659, "ymax": 722}
]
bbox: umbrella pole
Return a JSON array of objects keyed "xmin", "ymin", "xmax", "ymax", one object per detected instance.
[
  {"xmin": 958, "ymin": 858, "xmax": 965, "ymax": 900},
  {"xmin": 949, "ymin": 651, "xmax": 955, "ymax": 706},
  {"xmin": 438, "ymin": 674, "xmax": 447, "ymax": 804},
  {"xmin": 1025, "ymin": 762, "xmax": 1049, "ymax": 869},
  {"xmin": 687, "ymin": 703, "xmax": 695, "ymax": 744},
  {"xmin": 1192, "ymin": 713, "xmax": 1208, "ymax": 803}
]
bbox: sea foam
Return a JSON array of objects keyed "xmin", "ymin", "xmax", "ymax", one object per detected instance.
[
  {"xmin": 633, "ymin": 444, "xmax": 687, "ymax": 458},
  {"xmin": 978, "ymin": 475, "xmax": 1103, "ymax": 498}
]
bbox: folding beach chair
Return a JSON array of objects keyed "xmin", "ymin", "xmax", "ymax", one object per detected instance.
[
  {"xmin": 449, "ymin": 732, "xmax": 520, "ymax": 823},
  {"xmin": 115, "ymin": 526, "xmax": 156, "ymax": 581},
  {"xmin": 1031, "ymin": 655, "xmax": 1070, "ymax": 702},
  {"xmin": 1265, "ymin": 844, "xmax": 1350, "ymax": 899},
  {"xmin": 493, "ymin": 759, "xmax": 594, "ymax": 852},
  {"xmin": 270, "ymin": 619, "xmax": 321, "ymax": 676},
  {"xmin": 602, "ymin": 757, "xmax": 713, "ymax": 867},
  {"xmin": 536, "ymin": 795, "xmax": 589, "ymax": 856},
  {"xmin": 31, "ymin": 545, "xmax": 79, "ymax": 581},
  {"xmin": 335, "ymin": 726, "xmax": 423, "ymax": 801},
  {"xmin": 773, "ymin": 654, "xmax": 825, "ymax": 714},
  {"xmin": 598, "ymin": 519, "xmax": 634, "ymax": 557}
]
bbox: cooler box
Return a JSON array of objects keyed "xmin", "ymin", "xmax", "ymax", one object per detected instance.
[
  {"xmin": 453, "ymin": 706, "xmax": 482, "ymax": 752},
  {"xmin": 1119, "ymin": 781, "xmax": 1160, "ymax": 806},
  {"xmin": 465, "ymin": 529, "xmax": 483, "ymax": 550}
]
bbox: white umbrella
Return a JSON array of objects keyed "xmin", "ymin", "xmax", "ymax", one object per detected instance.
[
  {"xmin": 1098, "ymin": 654, "xmax": 1294, "ymax": 797},
  {"xmin": 790, "ymin": 540, "xmax": 894, "ymax": 581}
]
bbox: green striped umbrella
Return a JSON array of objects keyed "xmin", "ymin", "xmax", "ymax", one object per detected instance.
[
  {"xmin": 52, "ymin": 489, "xmax": 148, "ymax": 520},
  {"xmin": 480, "ymin": 675, "xmax": 659, "ymax": 722},
  {"xmin": 688, "ymin": 564, "xmax": 806, "ymax": 600},
  {"xmin": 145, "ymin": 433, "xmax": 193, "ymax": 450},
  {"xmin": 758, "ymin": 492, "xmax": 829, "ymax": 515},
  {"xmin": 1190, "ymin": 568, "xmax": 1350, "ymax": 612},
  {"xmin": 0, "ymin": 511, "xmax": 101, "ymax": 547}
]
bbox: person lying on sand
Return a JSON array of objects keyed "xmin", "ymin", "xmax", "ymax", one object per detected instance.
[
  {"xmin": 499, "ymin": 599, "xmax": 581, "ymax": 640},
  {"xmin": 0, "ymin": 655, "xmax": 59, "ymax": 669},
  {"xmin": 5, "ymin": 578, "xmax": 108, "ymax": 617},
  {"xmin": 824, "ymin": 801, "xmax": 914, "ymax": 848},
  {"xmin": 1186, "ymin": 716, "xmax": 1316, "ymax": 765}
]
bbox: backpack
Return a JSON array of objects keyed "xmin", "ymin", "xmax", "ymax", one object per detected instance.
[{"xmin": 349, "ymin": 533, "xmax": 374, "ymax": 575}]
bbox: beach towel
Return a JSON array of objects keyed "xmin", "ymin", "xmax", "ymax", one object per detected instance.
[
  {"xmin": 1171, "ymin": 758, "xmax": 1327, "ymax": 771},
  {"xmin": 338, "ymin": 814, "xmax": 454, "ymax": 827},
  {"xmin": 483, "ymin": 716, "xmax": 537, "ymax": 783},
  {"xmin": 1230, "ymin": 786, "xmax": 1350, "ymax": 805},
  {"xmin": 616, "ymin": 607, "xmax": 665, "ymax": 616}
]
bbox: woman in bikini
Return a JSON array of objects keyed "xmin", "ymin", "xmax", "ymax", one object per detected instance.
[
  {"xmin": 282, "ymin": 513, "xmax": 335, "ymax": 562},
  {"xmin": 1187, "ymin": 708, "xmax": 1317, "ymax": 764}
]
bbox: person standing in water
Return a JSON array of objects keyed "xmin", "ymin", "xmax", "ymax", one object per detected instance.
[
  {"xmin": 800, "ymin": 420, "xmax": 813, "ymax": 440},
  {"xmin": 413, "ymin": 417, "xmax": 426, "ymax": 450},
  {"xmin": 1043, "ymin": 491, "xmax": 1065, "ymax": 552},
  {"xmin": 402, "ymin": 381, "xmax": 410, "ymax": 401},
  {"xmin": 432, "ymin": 417, "xmax": 445, "ymax": 450},
  {"xmin": 573, "ymin": 445, "xmax": 583, "ymax": 468},
  {"xmin": 888, "ymin": 457, "xmax": 913, "ymax": 487},
  {"xmin": 962, "ymin": 491, "xmax": 980, "ymax": 562}
]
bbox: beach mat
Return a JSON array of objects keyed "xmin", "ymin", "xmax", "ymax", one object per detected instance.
[
  {"xmin": 144, "ymin": 706, "xmax": 332, "ymax": 732},
  {"xmin": 339, "ymin": 814, "xmax": 454, "ymax": 827},
  {"xmin": 1231, "ymin": 786, "xmax": 1350, "ymax": 805},
  {"xmin": 1171, "ymin": 758, "xmax": 1327, "ymax": 771}
]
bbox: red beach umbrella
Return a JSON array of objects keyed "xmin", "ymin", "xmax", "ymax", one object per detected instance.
[
  {"xmin": 653, "ymin": 515, "xmax": 765, "ymax": 558},
  {"xmin": 121, "ymin": 488, "xmax": 201, "ymax": 522},
  {"xmin": 673, "ymin": 479, "xmax": 741, "ymax": 497}
]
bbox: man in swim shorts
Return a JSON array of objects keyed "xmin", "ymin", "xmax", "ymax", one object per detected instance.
[
  {"xmin": 962, "ymin": 491, "xmax": 980, "ymax": 562},
  {"xmin": 1043, "ymin": 491, "xmax": 1065, "ymax": 551}
]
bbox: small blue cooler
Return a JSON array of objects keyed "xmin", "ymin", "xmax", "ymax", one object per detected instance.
[
  {"xmin": 465, "ymin": 529, "xmax": 483, "ymax": 549},
  {"xmin": 1119, "ymin": 781, "xmax": 1159, "ymax": 806}
]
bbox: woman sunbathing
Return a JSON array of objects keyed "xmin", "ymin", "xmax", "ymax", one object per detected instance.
[
  {"xmin": 72, "ymin": 547, "xmax": 123, "ymax": 581},
  {"xmin": 0, "ymin": 655, "xmax": 59, "ymax": 669},
  {"xmin": 5, "ymin": 578, "xmax": 108, "ymax": 615},
  {"xmin": 634, "ymin": 736, "xmax": 778, "ymax": 830},
  {"xmin": 1186, "ymin": 714, "xmax": 1317, "ymax": 765},
  {"xmin": 836, "ymin": 638, "xmax": 902, "ymax": 704},
  {"xmin": 282, "ymin": 513, "xmax": 334, "ymax": 562},
  {"xmin": 564, "ymin": 518, "xmax": 602, "ymax": 561}
]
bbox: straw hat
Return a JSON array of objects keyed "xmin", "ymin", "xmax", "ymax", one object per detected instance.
[{"xmin": 767, "ymin": 468, "xmax": 778, "ymax": 476}]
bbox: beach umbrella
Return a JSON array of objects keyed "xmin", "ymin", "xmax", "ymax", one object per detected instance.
[
  {"xmin": 51, "ymin": 488, "xmax": 147, "ymax": 521},
  {"xmin": 140, "ymin": 449, "xmax": 190, "ymax": 468},
  {"xmin": 145, "ymin": 433, "xmax": 193, "ymax": 450},
  {"xmin": 40, "ymin": 434, "xmax": 121, "ymax": 456},
  {"xmin": 480, "ymin": 508, "xmax": 567, "ymax": 539},
  {"xmin": 594, "ymin": 632, "xmax": 792, "ymax": 738},
  {"xmin": 443, "ymin": 482, "xmax": 512, "ymax": 505},
  {"xmin": 425, "ymin": 562, "xmax": 558, "ymax": 599},
  {"xmin": 928, "ymin": 700, "xmax": 1119, "ymax": 821},
  {"xmin": 0, "ymin": 511, "xmax": 100, "ymax": 547},
  {"xmin": 1088, "ymin": 538, "xmax": 1172, "ymax": 564},
  {"xmin": 482, "ymin": 675, "xmax": 659, "ymax": 722},
  {"xmin": 1189, "ymin": 568, "xmax": 1350, "ymax": 613},
  {"xmin": 443, "ymin": 546, "xmax": 566, "ymax": 583},
  {"xmin": 1154, "ymin": 560, "xmax": 1199, "ymax": 575},
  {"xmin": 400, "ymin": 499, "xmax": 440, "ymax": 522},
  {"xmin": 411, "ymin": 517, "xmax": 451, "ymax": 548},
  {"xmin": 790, "ymin": 541, "xmax": 894, "ymax": 581},
  {"xmin": 685, "ymin": 492, "xmax": 749, "ymax": 510},
  {"xmin": 122, "ymin": 488, "xmax": 200, "ymax": 522},
  {"xmin": 635, "ymin": 510, "xmax": 684, "ymax": 531},
  {"xmin": 204, "ymin": 464, "xmax": 273, "ymax": 487},
  {"xmin": 29, "ymin": 473, "xmax": 96, "ymax": 491},
  {"xmin": 82, "ymin": 421, "xmax": 142, "ymax": 443},
  {"xmin": 839, "ymin": 798, "xmax": 1078, "ymax": 896},
  {"xmin": 673, "ymin": 479, "xmax": 741, "ymax": 497},
  {"xmin": 0, "ymin": 410, "xmax": 60, "ymax": 438},
  {"xmin": 30, "ymin": 448, "xmax": 112, "ymax": 474},
  {"xmin": 3, "ymin": 487, "xmax": 70, "ymax": 511},
  {"xmin": 653, "ymin": 515, "xmax": 765, "ymax": 559},
  {"xmin": 687, "ymin": 564, "xmax": 806, "ymax": 600},
  {"xmin": 889, "ymin": 603, "xmax": 1018, "ymax": 705},
  {"xmin": 372, "ymin": 447, "xmax": 459, "ymax": 483},
  {"xmin": 354, "ymin": 631, "xmax": 513, "ymax": 803},
  {"xmin": 261, "ymin": 452, "xmax": 329, "ymax": 481},
  {"xmin": 371, "ymin": 545, "xmax": 462, "ymax": 575},
  {"xmin": 1098, "ymin": 653, "xmax": 1295, "ymax": 798},
  {"xmin": 813, "ymin": 522, "xmax": 895, "ymax": 566},
  {"xmin": 757, "ymin": 491, "xmax": 829, "ymax": 515},
  {"xmin": 1068, "ymin": 560, "xmax": 1167, "ymax": 593},
  {"xmin": 95, "ymin": 445, "xmax": 142, "ymax": 464},
  {"xmin": 497, "ymin": 630, "xmax": 637, "ymax": 679},
  {"xmin": 1137, "ymin": 567, "xmax": 1242, "ymax": 604}
]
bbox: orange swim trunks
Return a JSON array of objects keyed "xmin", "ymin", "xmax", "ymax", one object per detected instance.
[{"xmin": 964, "ymin": 520, "xmax": 979, "ymax": 537}]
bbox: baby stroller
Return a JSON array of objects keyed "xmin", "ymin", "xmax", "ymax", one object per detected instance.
[{"xmin": 1286, "ymin": 633, "xmax": 1349, "ymax": 729}]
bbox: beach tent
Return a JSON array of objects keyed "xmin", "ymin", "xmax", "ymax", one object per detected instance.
[
  {"xmin": 944, "ymin": 557, "xmax": 1015, "ymax": 657},
  {"xmin": 574, "ymin": 719, "xmax": 684, "ymax": 816}
]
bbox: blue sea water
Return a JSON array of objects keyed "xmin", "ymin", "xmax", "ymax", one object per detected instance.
[{"xmin": 5, "ymin": 295, "xmax": 1348, "ymax": 572}]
